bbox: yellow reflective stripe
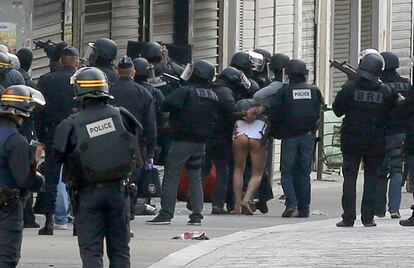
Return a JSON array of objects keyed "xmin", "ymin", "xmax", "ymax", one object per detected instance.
[
  {"xmin": 0, "ymin": 63, "xmax": 10, "ymax": 67},
  {"xmin": 76, "ymin": 80, "xmax": 106, "ymax": 84},
  {"xmin": 79, "ymin": 83, "xmax": 106, "ymax": 87},
  {"xmin": 1, "ymin": 95, "xmax": 30, "ymax": 100},
  {"xmin": 1, "ymin": 98, "xmax": 25, "ymax": 103}
]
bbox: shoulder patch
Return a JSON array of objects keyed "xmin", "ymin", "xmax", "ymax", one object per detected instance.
[
  {"xmin": 292, "ymin": 89, "xmax": 312, "ymax": 99},
  {"xmin": 86, "ymin": 117, "xmax": 116, "ymax": 138}
]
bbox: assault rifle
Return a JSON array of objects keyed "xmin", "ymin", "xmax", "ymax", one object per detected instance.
[
  {"xmin": 34, "ymin": 40, "xmax": 56, "ymax": 59},
  {"xmin": 329, "ymin": 60, "xmax": 359, "ymax": 81}
]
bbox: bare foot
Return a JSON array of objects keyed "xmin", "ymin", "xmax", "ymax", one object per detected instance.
[{"xmin": 241, "ymin": 201, "xmax": 254, "ymax": 215}]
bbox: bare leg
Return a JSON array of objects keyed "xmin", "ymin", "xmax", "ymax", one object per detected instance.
[
  {"xmin": 243, "ymin": 139, "xmax": 266, "ymax": 205},
  {"xmin": 231, "ymin": 135, "xmax": 249, "ymax": 214}
]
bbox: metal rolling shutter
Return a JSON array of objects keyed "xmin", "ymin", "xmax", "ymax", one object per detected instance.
[
  {"xmin": 239, "ymin": 0, "xmax": 255, "ymax": 51},
  {"xmin": 152, "ymin": 0, "xmax": 174, "ymax": 44},
  {"xmin": 257, "ymin": 0, "xmax": 274, "ymax": 52},
  {"xmin": 32, "ymin": 0, "xmax": 64, "ymax": 79},
  {"xmin": 83, "ymin": 0, "xmax": 111, "ymax": 52},
  {"xmin": 302, "ymin": 0, "xmax": 316, "ymax": 83},
  {"xmin": 275, "ymin": 0, "xmax": 295, "ymax": 58},
  {"xmin": 332, "ymin": 0, "xmax": 351, "ymax": 100},
  {"xmin": 361, "ymin": 0, "xmax": 372, "ymax": 50},
  {"xmin": 391, "ymin": 0, "xmax": 413, "ymax": 78},
  {"xmin": 112, "ymin": 0, "xmax": 140, "ymax": 57},
  {"xmin": 192, "ymin": 0, "xmax": 219, "ymax": 66}
]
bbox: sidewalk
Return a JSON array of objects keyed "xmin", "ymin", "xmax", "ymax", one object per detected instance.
[{"xmin": 152, "ymin": 210, "xmax": 414, "ymax": 268}]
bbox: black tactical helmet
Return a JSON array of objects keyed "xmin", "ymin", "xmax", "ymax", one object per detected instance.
[
  {"xmin": 88, "ymin": 38, "xmax": 118, "ymax": 62},
  {"xmin": 0, "ymin": 85, "xmax": 45, "ymax": 118},
  {"xmin": 253, "ymin": 48, "xmax": 272, "ymax": 63},
  {"xmin": 358, "ymin": 52, "xmax": 385, "ymax": 82},
  {"xmin": 71, "ymin": 67, "xmax": 112, "ymax": 99},
  {"xmin": 270, "ymin": 53, "xmax": 290, "ymax": 72},
  {"xmin": 218, "ymin": 67, "xmax": 251, "ymax": 90},
  {"xmin": 133, "ymin": 57, "xmax": 154, "ymax": 78},
  {"xmin": 230, "ymin": 52, "xmax": 252, "ymax": 74},
  {"xmin": 0, "ymin": 52, "xmax": 10, "ymax": 69},
  {"xmin": 141, "ymin": 42, "xmax": 164, "ymax": 63},
  {"xmin": 181, "ymin": 60, "xmax": 215, "ymax": 82},
  {"xmin": 287, "ymin": 59, "xmax": 308, "ymax": 76},
  {"xmin": 381, "ymin": 52, "xmax": 399, "ymax": 70}
]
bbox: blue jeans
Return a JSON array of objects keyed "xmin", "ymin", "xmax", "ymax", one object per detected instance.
[
  {"xmin": 54, "ymin": 166, "xmax": 69, "ymax": 225},
  {"xmin": 280, "ymin": 133, "xmax": 315, "ymax": 214}
]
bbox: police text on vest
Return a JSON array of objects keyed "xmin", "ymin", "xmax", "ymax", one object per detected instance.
[
  {"xmin": 292, "ymin": 89, "xmax": 312, "ymax": 99},
  {"xmin": 86, "ymin": 118, "xmax": 116, "ymax": 138}
]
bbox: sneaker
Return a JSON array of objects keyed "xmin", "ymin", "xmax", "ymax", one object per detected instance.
[
  {"xmin": 390, "ymin": 211, "xmax": 401, "ymax": 219},
  {"xmin": 399, "ymin": 215, "xmax": 414, "ymax": 226},
  {"xmin": 54, "ymin": 224, "xmax": 68, "ymax": 230},
  {"xmin": 146, "ymin": 214, "xmax": 171, "ymax": 225},
  {"xmin": 363, "ymin": 220, "xmax": 377, "ymax": 227},
  {"xmin": 281, "ymin": 207, "xmax": 297, "ymax": 218},
  {"xmin": 256, "ymin": 201, "xmax": 269, "ymax": 214},
  {"xmin": 211, "ymin": 206, "xmax": 228, "ymax": 215},
  {"xmin": 24, "ymin": 222, "xmax": 40, "ymax": 229},
  {"xmin": 336, "ymin": 220, "xmax": 354, "ymax": 227},
  {"xmin": 187, "ymin": 218, "xmax": 201, "ymax": 226}
]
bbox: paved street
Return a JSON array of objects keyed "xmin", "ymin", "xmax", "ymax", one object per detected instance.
[{"xmin": 19, "ymin": 173, "xmax": 414, "ymax": 267}]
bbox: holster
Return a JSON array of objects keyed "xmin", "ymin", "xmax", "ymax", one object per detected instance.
[{"xmin": 0, "ymin": 188, "xmax": 21, "ymax": 213}]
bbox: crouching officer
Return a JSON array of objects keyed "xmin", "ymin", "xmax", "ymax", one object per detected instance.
[
  {"xmin": 146, "ymin": 60, "xmax": 219, "ymax": 226},
  {"xmin": 0, "ymin": 85, "xmax": 45, "ymax": 267},
  {"xmin": 333, "ymin": 51, "xmax": 397, "ymax": 227},
  {"xmin": 53, "ymin": 67, "xmax": 143, "ymax": 268}
]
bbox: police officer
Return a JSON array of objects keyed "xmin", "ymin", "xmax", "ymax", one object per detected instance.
[
  {"xmin": 0, "ymin": 52, "xmax": 25, "ymax": 91},
  {"xmin": 86, "ymin": 38, "xmax": 118, "ymax": 84},
  {"xmin": 36, "ymin": 46, "xmax": 80, "ymax": 235},
  {"xmin": 333, "ymin": 51, "xmax": 397, "ymax": 227},
  {"xmin": 230, "ymin": 52, "xmax": 260, "ymax": 95},
  {"xmin": 374, "ymin": 52, "xmax": 411, "ymax": 219},
  {"xmin": 53, "ymin": 67, "xmax": 143, "ymax": 267},
  {"xmin": 146, "ymin": 60, "xmax": 219, "ymax": 225},
  {"xmin": 252, "ymin": 48, "xmax": 272, "ymax": 88},
  {"xmin": 0, "ymin": 85, "xmax": 45, "ymax": 267}
]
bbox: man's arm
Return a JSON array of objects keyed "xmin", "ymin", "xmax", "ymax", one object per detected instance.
[
  {"xmin": 6, "ymin": 134, "xmax": 31, "ymax": 188},
  {"xmin": 332, "ymin": 85, "xmax": 350, "ymax": 117}
]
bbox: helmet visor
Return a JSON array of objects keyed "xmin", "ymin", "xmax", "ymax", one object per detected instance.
[
  {"xmin": 29, "ymin": 87, "xmax": 46, "ymax": 106},
  {"xmin": 359, "ymin": 49, "xmax": 385, "ymax": 70},
  {"xmin": 84, "ymin": 45, "xmax": 98, "ymax": 66},
  {"xmin": 180, "ymin": 63, "xmax": 193, "ymax": 81},
  {"xmin": 240, "ymin": 72, "xmax": 251, "ymax": 90},
  {"xmin": 248, "ymin": 51, "xmax": 265, "ymax": 72}
]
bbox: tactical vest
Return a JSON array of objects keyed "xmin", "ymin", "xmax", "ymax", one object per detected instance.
[
  {"xmin": 67, "ymin": 105, "xmax": 142, "ymax": 184},
  {"xmin": 384, "ymin": 77, "xmax": 411, "ymax": 133},
  {"xmin": 280, "ymin": 82, "xmax": 321, "ymax": 134},
  {"xmin": 341, "ymin": 82, "xmax": 390, "ymax": 149},
  {"xmin": 171, "ymin": 86, "xmax": 219, "ymax": 142},
  {"xmin": 0, "ymin": 122, "xmax": 19, "ymax": 188}
]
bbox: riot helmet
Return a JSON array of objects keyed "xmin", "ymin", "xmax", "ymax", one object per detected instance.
[
  {"xmin": 0, "ymin": 52, "xmax": 11, "ymax": 69},
  {"xmin": 7, "ymin": 53, "xmax": 20, "ymax": 69},
  {"xmin": 381, "ymin": 52, "xmax": 399, "ymax": 71},
  {"xmin": 218, "ymin": 67, "xmax": 251, "ymax": 91},
  {"xmin": 0, "ymin": 85, "xmax": 45, "ymax": 118},
  {"xmin": 71, "ymin": 67, "xmax": 113, "ymax": 100},
  {"xmin": 85, "ymin": 38, "xmax": 118, "ymax": 66},
  {"xmin": 287, "ymin": 59, "xmax": 308, "ymax": 76},
  {"xmin": 358, "ymin": 52, "xmax": 385, "ymax": 83},
  {"xmin": 254, "ymin": 49, "xmax": 272, "ymax": 63},
  {"xmin": 180, "ymin": 60, "xmax": 215, "ymax": 83},
  {"xmin": 141, "ymin": 42, "xmax": 164, "ymax": 63},
  {"xmin": 230, "ymin": 52, "xmax": 253, "ymax": 76},
  {"xmin": 133, "ymin": 58, "xmax": 155, "ymax": 81},
  {"xmin": 0, "ymin": 43, "xmax": 9, "ymax": 53},
  {"xmin": 270, "ymin": 53, "xmax": 290, "ymax": 73}
]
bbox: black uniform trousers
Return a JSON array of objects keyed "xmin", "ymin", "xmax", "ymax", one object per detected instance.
[
  {"xmin": 341, "ymin": 153, "xmax": 384, "ymax": 224},
  {"xmin": 0, "ymin": 200, "xmax": 24, "ymax": 268},
  {"xmin": 76, "ymin": 184, "xmax": 131, "ymax": 268}
]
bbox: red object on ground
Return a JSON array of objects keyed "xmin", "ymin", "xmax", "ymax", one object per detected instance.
[{"xmin": 177, "ymin": 163, "xmax": 217, "ymax": 202}]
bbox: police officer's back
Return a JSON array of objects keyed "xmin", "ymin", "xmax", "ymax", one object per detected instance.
[
  {"xmin": 0, "ymin": 85, "xmax": 45, "ymax": 267},
  {"xmin": 0, "ymin": 52, "xmax": 25, "ymax": 91},
  {"xmin": 53, "ymin": 67, "xmax": 142, "ymax": 267},
  {"xmin": 86, "ymin": 38, "xmax": 118, "ymax": 84}
]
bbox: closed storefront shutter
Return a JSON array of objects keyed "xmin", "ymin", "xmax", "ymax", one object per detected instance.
[
  {"xmin": 83, "ymin": 0, "xmax": 111, "ymax": 52},
  {"xmin": 391, "ymin": 0, "xmax": 413, "ymax": 78},
  {"xmin": 257, "ymin": 0, "xmax": 274, "ymax": 52},
  {"xmin": 275, "ymin": 0, "xmax": 295, "ymax": 58},
  {"xmin": 302, "ymin": 0, "xmax": 316, "ymax": 83},
  {"xmin": 361, "ymin": 0, "xmax": 372, "ymax": 51},
  {"xmin": 332, "ymin": 0, "xmax": 351, "ymax": 99},
  {"xmin": 192, "ymin": 0, "xmax": 219, "ymax": 66},
  {"xmin": 32, "ymin": 0, "xmax": 64, "ymax": 79},
  {"xmin": 111, "ymin": 0, "xmax": 140, "ymax": 57},
  {"xmin": 238, "ymin": 0, "xmax": 255, "ymax": 51},
  {"xmin": 152, "ymin": 0, "xmax": 174, "ymax": 44}
]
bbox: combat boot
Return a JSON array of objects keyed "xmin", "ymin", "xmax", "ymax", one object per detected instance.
[
  {"xmin": 38, "ymin": 214, "xmax": 54, "ymax": 235},
  {"xmin": 399, "ymin": 205, "xmax": 414, "ymax": 227}
]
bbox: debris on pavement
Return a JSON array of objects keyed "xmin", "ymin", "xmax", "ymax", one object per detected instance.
[{"xmin": 172, "ymin": 231, "xmax": 209, "ymax": 240}]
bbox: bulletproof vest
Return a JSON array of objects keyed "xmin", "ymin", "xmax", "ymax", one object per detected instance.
[
  {"xmin": 67, "ymin": 105, "xmax": 142, "ymax": 184},
  {"xmin": 281, "ymin": 82, "xmax": 320, "ymax": 132},
  {"xmin": 0, "ymin": 121, "xmax": 19, "ymax": 188},
  {"xmin": 384, "ymin": 77, "xmax": 411, "ymax": 132},
  {"xmin": 384, "ymin": 79, "xmax": 411, "ymax": 97},
  {"xmin": 342, "ymin": 82, "xmax": 389, "ymax": 143},
  {"xmin": 171, "ymin": 86, "xmax": 219, "ymax": 141}
]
